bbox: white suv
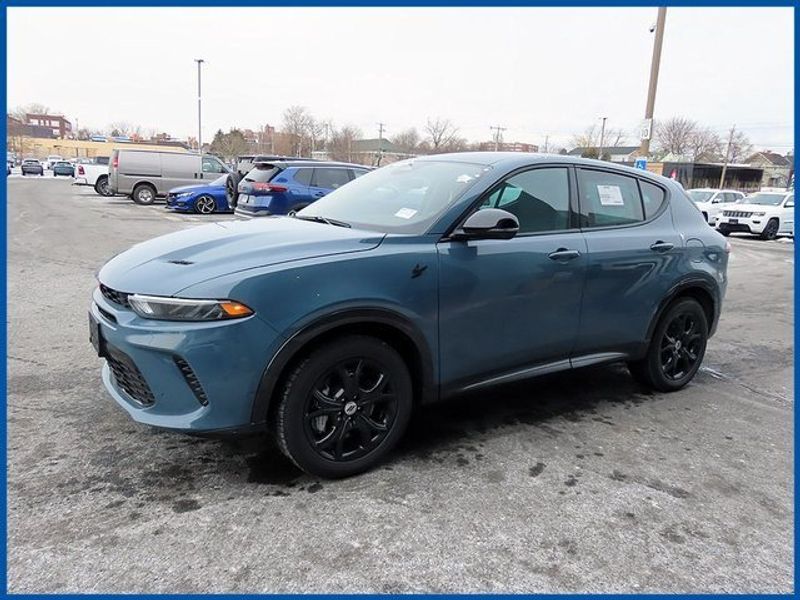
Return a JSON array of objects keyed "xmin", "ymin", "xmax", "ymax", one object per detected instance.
[
  {"xmin": 716, "ymin": 191, "xmax": 794, "ymax": 240},
  {"xmin": 687, "ymin": 188, "xmax": 745, "ymax": 225}
]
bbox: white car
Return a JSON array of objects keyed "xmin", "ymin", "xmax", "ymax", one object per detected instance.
[
  {"xmin": 72, "ymin": 157, "xmax": 112, "ymax": 196},
  {"xmin": 687, "ymin": 188, "xmax": 745, "ymax": 226},
  {"xmin": 44, "ymin": 154, "xmax": 63, "ymax": 170},
  {"xmin": 716, "ymin": 191, "xmax": 794, "ymax": 240}
]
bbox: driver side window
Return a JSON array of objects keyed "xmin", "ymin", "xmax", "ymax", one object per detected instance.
[
  {"xmin": 785, "ymin": 195, "xmax": 794, "ymax": 208},
  {"xmin": 481, "ymin": 167, "xmax": 570, "ymax": 234}
]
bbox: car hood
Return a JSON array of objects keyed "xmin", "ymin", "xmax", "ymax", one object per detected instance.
[
  {"xmin": 98, "ymin": 217, "xmax": 385, "ymax": 296},
  {"xmin": 728, "ymin": 203, "xmax": 781, "ymax": 212},
  {"xmin": 169, "ymin": 183, "xmax": 222, "ymax": 194}
]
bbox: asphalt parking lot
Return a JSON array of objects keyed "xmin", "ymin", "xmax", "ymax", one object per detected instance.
[{"xmin": 6, "ymin": 177, "xmax": 794, "ymax": 593}]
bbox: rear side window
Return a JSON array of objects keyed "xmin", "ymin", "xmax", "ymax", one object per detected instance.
[
  {"xmin": 244, "ymin": 165, "xmax": 281, "ymax": 183},
  {"xmin": 293, "ymin": 168, "xmax": 313, "ymax": 186},
  {"xmin": 640, "ymin": 180, "xmax": 666, "ymax": 219},
  {"xmin": 313, "ymin": 167, "xmax": 351, "ymax": 190},
  {"xmin": 351, "ymin": 168, "xmax": 369, "ymax": 179},
  {"xmin": 577, "ymin": 169, "xmax": 643, "ymax": 227}
]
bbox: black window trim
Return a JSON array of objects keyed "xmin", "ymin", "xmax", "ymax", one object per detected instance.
[
  {"xmin": 442, "ymin": 163, "xmax": 582, "ymax": 241},
  {"xmin": 574, "ymin": 166, "xmax": 670, "ymax": 232}
]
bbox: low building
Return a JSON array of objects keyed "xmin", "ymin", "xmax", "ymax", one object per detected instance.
[
  {"xmin": 746, "ymin": 151, "xmax": 793, "ymax": 189},
  {"xmin": 24, "ymin": 113, "xmax": 72, "ymax": 139},
  {"xmin": 647, "ymin": 161, "xmax": 763, "ymax": 192},
  {"xmin": 568, "ymin": 145, "xmax": 640, "ymax": 163},
  {"xmin": 477, "ymin": 141, "xmax": 539, "ymax": 153}
]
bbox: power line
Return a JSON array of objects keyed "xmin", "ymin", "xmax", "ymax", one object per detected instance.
[{"xmin": 489, "ymin": 125, "xmax": 507, "ymax": 151}]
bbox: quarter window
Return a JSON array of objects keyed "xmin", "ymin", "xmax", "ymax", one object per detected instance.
[
  {"xmin": 481, "ymin": 167, "xmax": 570, "ymax": 233},
  {"xmin": 313, "ymin": 168, "xmax": 351, "ymax": 190},
  {"xmin": 640, "ymin": 180, "xmax": 666, "ymax": 219},
  {"xmin": 577, "ymin": 169, "xmax": 644, "ymax": 227}
]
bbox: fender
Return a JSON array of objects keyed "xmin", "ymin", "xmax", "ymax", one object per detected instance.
[
  {"xmin": 644, "ymin": 275, "xmax": 721, "ymax": 347},
  {"xmin": 249, "ymin": 307, "xmax": 437, "ymax": 425}
]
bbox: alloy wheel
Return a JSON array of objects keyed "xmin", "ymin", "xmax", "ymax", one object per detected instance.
[
  {"xmin": 303, "ymin": 358, "xmax": 398, "ymax": 462},
  {"xmin": 196, "ymin": 195, "xmax": 215, "ymax": 214},
  {"xmin": 659, "ymin": 312, "xmax": 703, "ymax": 381}
]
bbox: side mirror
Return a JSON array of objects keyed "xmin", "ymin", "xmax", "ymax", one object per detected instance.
[{"xmin": 454, "ymin": 208, "xmax": 519, "ymax": 240}]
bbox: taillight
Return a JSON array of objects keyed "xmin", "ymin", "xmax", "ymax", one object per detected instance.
[
  {"xmin": 78, "ymin": 165, "xmax": 85, "ymax": 176},
  {"xmin": 112, "ymin": 155, "xmax": 119, "ymax": 168},
  {"xmin": 252, "ymin": 182, "xmax": 288, "ymax": 193}
]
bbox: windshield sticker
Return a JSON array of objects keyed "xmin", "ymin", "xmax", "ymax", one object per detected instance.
[
  {"xmin": 456, "ymin": 174, "xmax": 474, "ymax": 183},
  {"xmin": 395, "ymin": 208, "xmax": 418, "ymax": 219},
  {"xmin": 597, "ymin": 185, "xmax": 625, "ymax": 206}
]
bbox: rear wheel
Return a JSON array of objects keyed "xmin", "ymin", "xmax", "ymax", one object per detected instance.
[
  {"xmin": 94, "ymin": 175, "xmax": 110, "ymax": 196},
  {"xmin": 760, "ymin": 218, "xmax": 779, "ymax": 240},
  {"xmin": 132, "ymin": 183, "xmax": 156, "ymax": 205},
  {"xmin": 194, "ymin": 194, "xmax": 217, "ymax": 214},
  {"xmin": 226, "ymin": 172, "xmax": 241, "ymax": 208},
  {"xmin": 628, "ymin": 298, "xmax": 708, "ymax": 392},
  {"xmin": 273, "ymin": 335, "xmax": 413, "ymax": 478}
]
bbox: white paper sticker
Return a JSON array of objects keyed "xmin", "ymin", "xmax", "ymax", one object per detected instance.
[
  {"xmin": 395, "ymin": 208, "xmax": 418, "ymax": 219},
  {"xmin": 456, "ymin": 174, "xmax": 474, "ymax": 183},
  {"xmin": 597, "ymin": 184, "xmax": 625, "ymax": 206}
]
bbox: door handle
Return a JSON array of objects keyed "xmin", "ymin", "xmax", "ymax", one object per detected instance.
[
  {"xmin": 650, "ymin": 241, "xmax": 674, "ymax": 253},
  {"xmin": 547, "ymin": 248, "xmax": 581, "ymax": 261},
  {"xmin": 313, "ymin": 191, "xmax": 326, "ymax": 197}
]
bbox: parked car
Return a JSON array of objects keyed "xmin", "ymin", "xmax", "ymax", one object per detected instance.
[
  {"xmin": 716, "ymin": 191, "xmax": 794, "ymax": 239},
  {"xmin": 21, "ymin": 158, "xmax": 44, "ymax": 176},
  {"xmin": 233, "ymin": 160, "xmax": 370, "ymax": 217},
  {"xmin": 108, "ymin": 149, "xmax": 231, "ymax": 205},
  {"xmin": 687, "ymin": 188, "xmax": 745, "ymax": 225},
  {"xmin": 52, "ymin": 160, "xmax": 75, "ymax": 177},
  {"xmin": 166, "ymin": 174, "xmax": 230, "ymax": 214},
  {"xmin": 45, "ymin": 155, "xmax": 63, "ymax": 170},
  {"xmin": 90, "ymin": 153, "xmax": 729, "ymax": 478},
  {"xmin": 73, "ymin": 157, "xmax": 112, "ymax": 196}
]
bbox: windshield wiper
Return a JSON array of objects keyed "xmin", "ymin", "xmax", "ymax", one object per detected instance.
[{"xmin": 294, "ymin": 214, "xmax": 351, "ymax": 228}]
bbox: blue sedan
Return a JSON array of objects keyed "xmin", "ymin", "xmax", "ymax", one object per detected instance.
[{"xmin": 165, "ymin": 175, "xmax": 230, "ymax": 214}]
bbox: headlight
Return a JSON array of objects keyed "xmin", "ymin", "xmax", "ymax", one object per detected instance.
[
  {"xmin": 128, "ymin": 294, "xmax": 253, "ymax": 321},
  {"xmin": 176, "ymin": 192, "xmax": 193, "ymax": 198},
  {"xmin": 753, "ymin": 212, "xmax": 766, "ymax": 216}
]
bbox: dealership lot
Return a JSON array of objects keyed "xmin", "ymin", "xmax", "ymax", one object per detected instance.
[{"xmin": 6, "ymin": 177, "xmax": 793, "ymax": 592}]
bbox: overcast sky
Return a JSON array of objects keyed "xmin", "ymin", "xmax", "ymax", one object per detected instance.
[{"xmin": 7, "ymin": 7, "xmax": 794, "ymax": 152}]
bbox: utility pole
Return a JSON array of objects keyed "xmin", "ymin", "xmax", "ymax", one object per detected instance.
[
  {"xmin": 598, "ymin": 117, "xmax": 608, "ymax": 159},
  {"xmin": 376, "ymin": 123, "xmax": 387, "ymax": 166},
  {"xmin": 194, "ymin": 58, "xmax": 205, "ymax": 154},
  {"xmin": 719, "ymin": 124, "xmax": 736, "ymax": 188},
  {"xmin": 543, "ymin": 135, "xmax": 549, "ymax": 153},
  {"xmin": 639, "ymin": 7, "xmax": 667, "ymax": 157},
  {"xmin": 489, "ymin": 125, "xmax": 507, "ymax": 151}
]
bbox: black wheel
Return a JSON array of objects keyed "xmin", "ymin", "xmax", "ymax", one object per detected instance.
[
  {"xmin": 194, "ymin": 194, "xmax": 217, "ymax": 214},
  {"xmin": 287, "ymin": 203, "xmax": 309, "ymax": 217},
  {"xmin": 718, "ymin": 225, "xmax": 731, "ymax": 237},
  {"xmin": 274, "ymin": 335, "xmax": 413, "ymax": 478},
  {"xmin": 226, "ymin": 172, "xmax": 241, "ymax": 208},
  {"xmin": 760, "ymin": 218, "xmax": 779, "ymax": 240},
  {"xmin": 94, "ymin": 175, "xmax": 111, "ymax": 197},
  {"xmin": 132, "ymin": 183, "xmax": 156, "ymax": 205},
  {"xmin": 628, "ymin": 298, "xmax": 708, "ymax": 392}
]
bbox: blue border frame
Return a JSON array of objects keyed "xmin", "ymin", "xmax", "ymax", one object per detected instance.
[{"xmin": 1, "ymin": 1, "xmax": 796, "ymax": 597}]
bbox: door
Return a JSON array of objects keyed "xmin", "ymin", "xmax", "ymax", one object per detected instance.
[
  {"xmin": 161, "ymin": 153, "xmax": 201, "ymax": 193},
  {"xmin": 309, "ymin": 167, "xmax": 352, "ymax": 202},
  {"xmin": 780, "ymin": 194, "xmax": 794, "ymax": 235},
  {"xmin": 573, "ymin": 168, "xmax": 681, "ymax": 357},
  {"xmin": 437, "ymin": 166, "xmax": 587, "ymax": 389}
]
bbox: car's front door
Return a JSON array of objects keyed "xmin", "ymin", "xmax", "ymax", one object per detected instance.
[
  {"xmin": 437, "ymin": 166, "xmax": 587, "ymax": 391},
  {"xmin": 779, "ymin": 194, "xmax": 794, "ymax": 235}
]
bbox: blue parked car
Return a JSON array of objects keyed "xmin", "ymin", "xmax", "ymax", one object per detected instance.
[
  {"xmin": 233, "ymin": 160, "xmax": 370, "ymax": 217},
  {"xmin": 166, "ymin": 174, "xmax": 230, "ymax": 214},
  {"xmin": 90, "ymin": 153, "xmax": 729, "ymax": 478}
]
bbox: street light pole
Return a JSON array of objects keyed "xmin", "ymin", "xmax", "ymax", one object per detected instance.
[
  {"xmin": 195, "ymin": 58, "xmax": 204, "ymax": 154},
  {"xmin": 639, "ymin": 7, "xmax": 667, "ymax": 157},
  {"xmin": 598, "ymin": 117, "xmax": 607, "ymax": 160}
]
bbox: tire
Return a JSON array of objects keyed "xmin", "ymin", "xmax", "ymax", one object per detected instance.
[
  {"xmin": 760, "ymin": 218, "xmax": 779, "ymax": 241},
  {"xmin": 226, "ymin": 172, "xmax": 241, "ymax": 208},
  {"xmin": 287, "ymin": 203, "xmax": 309, "ymax": 217},
  {"xmin": 194, "ymin": 194, "xmax": 217, "ymax": 214},
  {"xmin": 132, "ymin": 183, "xmax": 156, "ymax": 205},
  {"xmin": 94, "ymin": 175, "xmax": 111, "ymax": 197},
  {"xmin": 628, "ymin": 297, "xmax": 708, "ymax": 392},
  {"xmin": 273, "ymin": 335, "xmax": 413, "ymax": 478}
]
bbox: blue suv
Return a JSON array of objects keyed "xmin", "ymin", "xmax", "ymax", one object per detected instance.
[
  {"xmin": 233, "ymin": 160, "xmax": 370, "ymax": 217},
  {"xmin": 90, "ymin": 153, "xmax": 729, "ymax": 478}
]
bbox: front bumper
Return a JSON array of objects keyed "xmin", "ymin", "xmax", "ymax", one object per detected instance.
[
  {"xmin": 91, "ymin": 287, "xmax": 284, "ymax": 432},
  {"xmin": 716, "ymin": 215, "xmax": 765, "ymax": 234},
  {"xmin": 165, "ymin": 196, "xmax": 193, "ymax": 211}
]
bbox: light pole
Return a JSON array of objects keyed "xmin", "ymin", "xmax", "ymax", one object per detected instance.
[
  {"xmin": 598, "ymin": 117, "xmax": 607, "ymax": 160},
  {"xmin": 194, "ymin": 58, "xmax": 204, "ymax": 154},
  {"xmin": 639, "ymin": 7, "xmax": 667, "ymax": 157}
]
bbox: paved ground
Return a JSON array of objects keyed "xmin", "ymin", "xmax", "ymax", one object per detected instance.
[{"xmin": 6, "ymin": 177, "xmax": 794, "ymax": 593}]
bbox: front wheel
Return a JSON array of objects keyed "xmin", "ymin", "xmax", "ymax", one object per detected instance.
[
  {"xmin": 628, "ymin": 298, "xmax": 708, "ymax": 392},
  {"xmin": 760, "ymin": 218, "xmax": 779, "ymax": 240},
  {"xmin": 132, "ymin": 183, "xmax": 156, "ymax": 205},
  {"xmin": 194, "ymin": 194, "xmax": 217, "ymax": 214},
  {"xmin": 273, "ymin": 335, "xmax": 413, "ymax": 478}
]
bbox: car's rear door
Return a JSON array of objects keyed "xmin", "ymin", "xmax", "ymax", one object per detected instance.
[
  {"xmin": 572, "ymin": 168, "xmax": 679, "ymax": 358},
  {"xmin": 308, "ymin": 167, "xmax": 352, "ymax": 202},
  {"xmin": 437, "ymin": 165, "xmax": 587, "ymax": 390}
]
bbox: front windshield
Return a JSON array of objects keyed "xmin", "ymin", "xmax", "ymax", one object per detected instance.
[
  {"xmin": 688, "ymin": 190, "xmax": 714, "ymax": 203},
  {"xmin": 743, "ymin": 193, "xmax": 786, "ymax": 206},
  {"xmin": 210, "ymin": 174, "xmax": 228, "ymax": 186},
  {"xmin": 299, "ymin": 159, "xmax": 489, "ymax": 234}
]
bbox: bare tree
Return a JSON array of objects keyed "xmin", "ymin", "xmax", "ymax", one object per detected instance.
[
  {"xmin": 11, "ymin": 103, "xmax": 51, "ymax": 121},
  {"xmin": 688, "ymin": 127, "xmax": 722, "ymax": 160},
  {"xmin": 727, "ymin": 130, "xmax": 753, "ymax": 164},
  {"xmin": 281, "ymin": 105, "xmax": 313, "ymax": 156},
  {"xmin": 425, "ymin": 117, "xmax": 459, "ymax": 152},
  {"xmin": 571, "ymin": 124, "xmax": 627, "ymax": 155},
  {"xmin": 392, "ymin": 128, "xmax": 420, "ymax": 154},
  {"xmin": 328, "ymin": 125, "xmax": 363, "ymax": 163},
  {"xmin": 654, "ymin": 116, "xmax": 697, "ymax": 156}
]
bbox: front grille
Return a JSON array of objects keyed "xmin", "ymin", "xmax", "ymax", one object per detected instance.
[
  {"xmin": 105, "ymin": 344, "xmax": 155, "ymax": 406},
  {"xmin": 174, "ymin": 358, "xmax": 209, "ymax": 406},
  {"xmin": 99, "ymin": 283, "xmax": 131, "ymax": 308},
  {"xmin": 723, "ymin": 210, "xmax": 753, "ymax": 218}
]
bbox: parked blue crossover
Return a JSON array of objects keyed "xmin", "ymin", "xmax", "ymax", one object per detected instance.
[
  {"xmin": 90, "ymin": 153, "xmax": 729, "ymax": 478},
  {"xmin": 166, "ymin": 174, "xmax": 230, "ymax": 214}
]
